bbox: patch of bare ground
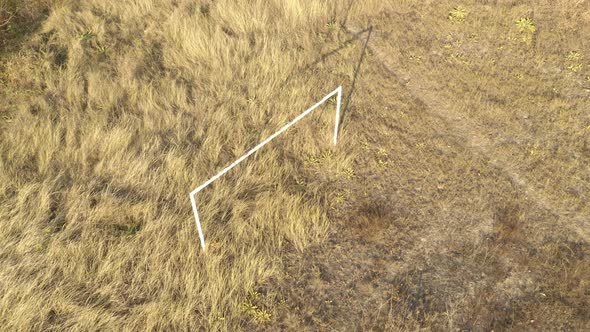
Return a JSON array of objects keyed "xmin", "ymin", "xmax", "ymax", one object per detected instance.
[
  {"xmin": 255, "ymin": 17, "xmax": 589, "ymax": 330},
  {"xmin": 345, "ymin": 22, "xmax": 589, "ymax": 243}
]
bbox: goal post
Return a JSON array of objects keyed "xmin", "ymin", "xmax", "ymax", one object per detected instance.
[{"xmin": 189, "ymin": 86, "xmax": 343, "ymax": 251}]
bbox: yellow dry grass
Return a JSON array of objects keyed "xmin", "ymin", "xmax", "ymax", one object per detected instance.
[
  {"xmin": 1, "ymin": 0, "xmax": 589, "ymax": 330},
  {"xmin": 0, "ymin": 1, "xmax": 361, "ymax": 330}
]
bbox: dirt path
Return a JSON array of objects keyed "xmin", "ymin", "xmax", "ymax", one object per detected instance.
[
  {"xmin": 345, "ymin": 25, "xmax": 589, "ymax": 243},
  {"xmin": 254, "ymin": 24, "xmax": 590, "ymax": 331}
]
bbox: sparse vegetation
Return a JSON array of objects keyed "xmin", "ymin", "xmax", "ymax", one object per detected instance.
[
  {"xmin": 516, "ymin": 17, "xmax": 536, "ymax": 34},
  {"xmin": 566, "ymin": 51, "xmax": 583, "ymax": 62},
  {"xmin": 515, "ymin": 16, "xmax": 537, "ymax": 44},
  {"xmin": 326, "ymin": 20, "xmax": 338, "ymax": 31},
  {"xmin": 566, "ymin": 51, "xmax": 585, "ymax": 72},
  {"xmin": 241, "ymin": 289, "xmax": 272, "ymax": 324},
  {"xmin": 77, "ymin": 30, "xmax": 95, "ymax": 41},
  {"xmin": 448, "ymin": 5, "xmax": 468, "ymax": 23},
  {"xmin": 1, "ymin": 0, "xmax": 589, "ymax": 331}
]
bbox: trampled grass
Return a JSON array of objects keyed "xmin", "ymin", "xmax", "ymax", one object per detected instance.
[{"xmin": 1, "ymin": 0, "xmax": 589, "ymax": 330}]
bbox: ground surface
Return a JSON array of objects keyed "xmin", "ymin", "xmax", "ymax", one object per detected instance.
[{"xmin": 1, "ymin": 1, "xmax": 589, "ymax": 331}]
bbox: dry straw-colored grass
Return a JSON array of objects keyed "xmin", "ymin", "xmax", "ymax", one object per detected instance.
[
  {"xmin": 0, "ymin": 0, "xmax": 366, "ymax": 330},
  {"xmin": 1, "ymin": 0, "xmax": 589, "ymax": 330}
]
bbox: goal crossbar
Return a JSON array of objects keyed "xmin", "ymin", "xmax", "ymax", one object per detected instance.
[{"xmin": 189, "ymin": 86, "xmax": 343, "ymax": 251}]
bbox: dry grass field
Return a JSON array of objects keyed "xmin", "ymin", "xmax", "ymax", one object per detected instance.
[{"xmin": 1, "ymin": 0, "xmax": 589, "ymax": 331}]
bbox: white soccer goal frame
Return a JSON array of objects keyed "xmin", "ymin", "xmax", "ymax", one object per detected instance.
[{"xmin": 189, "ymin": 86, "xmax": 343, "ymax": 251}]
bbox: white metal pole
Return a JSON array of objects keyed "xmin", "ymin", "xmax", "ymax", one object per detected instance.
[{"xmin": 190, "ymin": 86, "xmax": 343, "ymax": 252}]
